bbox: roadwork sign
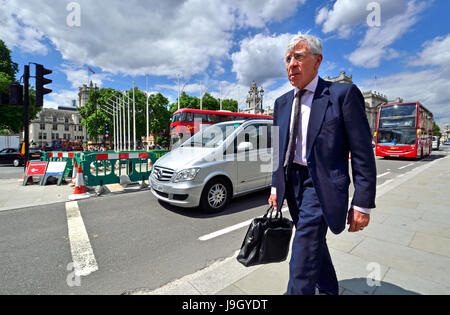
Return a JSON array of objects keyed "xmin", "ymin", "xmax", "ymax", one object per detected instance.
[
  {"xmin": 42, "ymin": 161, "xmax": 68, "ymax": 186},
  {"xmin": 23, "ymin": 161, "xmax": 48, "ymax": 186}
]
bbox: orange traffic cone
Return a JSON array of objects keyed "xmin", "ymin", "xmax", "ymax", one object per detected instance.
[
  {"xmin": 69, "ymin": 160, "xmax": 78, "ymax": 186},
  {"xmin": 68, "ymin": 164, "xmax": 90, "ymax": 200}
]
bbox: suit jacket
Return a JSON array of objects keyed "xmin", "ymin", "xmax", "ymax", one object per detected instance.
[{"xmin": 271, "ymin": 77, "xmax": 376, "ymax": 234}]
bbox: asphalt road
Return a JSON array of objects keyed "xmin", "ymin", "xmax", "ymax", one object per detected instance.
[{"xmin": 0, "ymin": 149, "xmax": 448, "ymax": 294}]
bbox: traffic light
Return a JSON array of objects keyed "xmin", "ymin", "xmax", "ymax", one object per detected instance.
[
  {"xmin": 9, "ymin": 83, "xmax": 24, "ymax": 106},
  {"xmin": 35, "ymin": 64, "xmax": 52, "ymax": 107},
  {"xmin": 104, "ymin": 123, "xmax": 110, "ymax": 138}
]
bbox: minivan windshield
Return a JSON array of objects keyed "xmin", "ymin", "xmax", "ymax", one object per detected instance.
[{"xmin": 182, "ymin": 123, "xmax": 242, "ymax": 148}]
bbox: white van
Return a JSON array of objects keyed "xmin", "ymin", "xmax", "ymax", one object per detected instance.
[
  {"xmin": 432, "ymin": 136, "xmax": 439, "ymax": 150},
  {"xmin": 149, "ymin": 119, "xmax": 273, "ymax": 213}
]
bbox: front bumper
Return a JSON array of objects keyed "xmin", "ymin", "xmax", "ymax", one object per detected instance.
[{"xmin": 149, "ymin": 176, "xmax": 204, "ymax": 208}]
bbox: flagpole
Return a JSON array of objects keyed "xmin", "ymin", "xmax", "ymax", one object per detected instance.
[
  {"xmin": 133, "ymin": 81, "xmax": 136, "ymax": 151},
  {"xmin": 146, "ymin": 75, "xmax": 149, "ymax": 151}
]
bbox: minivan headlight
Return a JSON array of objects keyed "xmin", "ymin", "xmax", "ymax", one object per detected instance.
[{"xmin": 173, "ymin": 168, "xmax": 200, "ymax": 182}]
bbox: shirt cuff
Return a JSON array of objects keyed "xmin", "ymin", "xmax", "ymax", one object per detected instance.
[
  {"xmin": 271, "ymin": 187, "xmax": 277, "ymax": 195},
  {"xmin": 352, "ymin": 205, "xmax": 371, "ymax": 214}
]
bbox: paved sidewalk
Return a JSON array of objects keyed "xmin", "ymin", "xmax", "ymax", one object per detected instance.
[
  {"xmin": 135, "ymin": 152, "xmax": 450, "ymax": 295},
  {"xmin": 0, "ymin": 177, "xmax": 148, "ymax": 212}
]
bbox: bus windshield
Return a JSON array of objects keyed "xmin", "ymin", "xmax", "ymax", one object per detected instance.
[
  {"xmin": 377, "ymin": 128, "xmax": 416, "ymax": 145},
  {"xmin": 377, "ymin": 103, "xmax": 417, "ymax": 146}
]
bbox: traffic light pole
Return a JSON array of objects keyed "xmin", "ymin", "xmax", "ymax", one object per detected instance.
[{"xmin": 23, "ymin": 65, "xmax": 30, "ymax": 168}]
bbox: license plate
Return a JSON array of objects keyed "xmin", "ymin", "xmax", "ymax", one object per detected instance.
[
  {"xmin": 390, "ymin": 154, "xmax": 399, "ymax": 157},
  {"xmin": 152, "ymin": 182, "xmax": 163, "ymax": 192}
]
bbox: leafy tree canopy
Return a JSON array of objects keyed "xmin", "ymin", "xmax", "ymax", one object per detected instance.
[{"xmin": 0, "ymin": 39, "xmax": 40, "ymax": 133}]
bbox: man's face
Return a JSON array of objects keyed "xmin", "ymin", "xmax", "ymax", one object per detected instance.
[{"xmin": 286, "ymin": 41, "xmax": 323, "ymax": 90}]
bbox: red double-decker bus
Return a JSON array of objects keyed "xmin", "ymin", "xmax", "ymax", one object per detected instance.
[
  {"xmin": 375, "ymin": 102, "xmax": 433, "ymax": 159},
  {"xmin": 170, "ymin": 108, "xmax": 272, "ymax": 147}
]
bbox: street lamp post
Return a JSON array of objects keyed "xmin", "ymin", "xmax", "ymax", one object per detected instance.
[{"xmin": 133, "ymin": 82, "xmax": 136, "ymax": 151}]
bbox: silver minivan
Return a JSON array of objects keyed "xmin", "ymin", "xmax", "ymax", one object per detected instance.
[{"xmin": 150, "ymin": 119, "xmax": 273, "ymax": 212}]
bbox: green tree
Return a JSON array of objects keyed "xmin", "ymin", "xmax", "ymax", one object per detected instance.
[
  {"xmin": 78, "ymin": 87, "xmax": 171, "ymax": 147},
  {"xmin": 169, "ymin": 92, "xmax": 239, "ymax": 114},
  {"xmin": 221, "ymin": 99, "xmax": 238, "ymax": 112},
  {"xmin": 0, "ymin": 39, "xmax": 40, "ymax": 133},
  {"xmin": 433, "ymin": 122, "xmax": 441, "ymax": 136},
  {"xmin": 77, "ymin": 88, "xmax": 118, "ymax": 142}
]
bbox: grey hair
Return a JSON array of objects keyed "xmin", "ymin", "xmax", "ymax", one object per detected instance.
[{"xmin": 286, "ymin": 33, "xmax": 323, "ymax": 56}]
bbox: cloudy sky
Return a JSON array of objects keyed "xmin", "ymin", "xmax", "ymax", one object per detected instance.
[{"xmin": 2, "ymin": 0, "xmax": 449, "ymax": 125}]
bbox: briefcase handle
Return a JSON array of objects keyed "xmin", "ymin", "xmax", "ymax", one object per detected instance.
[{"xmin": 263, "ymin": 205, "xmax": 283, "ymax": 220}]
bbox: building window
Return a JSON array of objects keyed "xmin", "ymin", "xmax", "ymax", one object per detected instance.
[
  {"xmin": 43, "ymin": 133, "xmax": 47, "ymax": 140},
  {"xmin": 65, "ymin": 117, "xmax": 69, "ymax": 123},
  {"xmin": 53, "ymin": 116, "xmax": 57, "ymax": 122},
  {"xmin": 65, "ymin": 125, "xmax": 69, "ymax": 131},
  {"xmin": 53, "ymin": 124, "xmax": 57, "ymax": 131},
  {"xmin": 52, "ymin": 133, "xmax": 55, "ymax": 140},
  {"xmin": 40, "ymin": 116, "xmax": 45, "ymax": 122},
  {"xmin": 79, "ymin": 125, "xmax": 83, "ymax": 131},
  {"xmin": 40, "ymin": 124, "xmax": 45, "ymax": 130},
  {"xmin": 38, "ymin": 133, "xmax": 42, "ymax": 140}
]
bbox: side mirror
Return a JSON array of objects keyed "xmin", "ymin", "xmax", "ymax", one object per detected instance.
[{"xmin": 237, "ymin": 142, "xmax": 253, "ymax": 152}]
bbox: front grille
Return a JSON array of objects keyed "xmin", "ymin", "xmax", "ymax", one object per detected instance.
[{"xmin": 152, "ymin": 166, "xmax": 174, "ymax": 182}]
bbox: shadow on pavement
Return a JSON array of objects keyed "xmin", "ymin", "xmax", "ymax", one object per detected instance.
[
  {"xmin": 158, "ymin": 187, "xmax": 271, "ymax": 219},
  {"xmin": 339, "ymin": 278, "xmax": 420, "ymax": 295}
]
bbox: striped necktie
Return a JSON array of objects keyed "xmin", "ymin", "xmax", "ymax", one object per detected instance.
[{"xmin": 284, "ymin": 89, "xmax": 306, "ymax": 175}]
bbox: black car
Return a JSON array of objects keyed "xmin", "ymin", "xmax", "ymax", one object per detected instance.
[
  {"xmin": 0, "ymin": 148, "xmax": 43, "ymax": 167},
  {"xmin": 0, "ymin": 148, "xmax": 24, "ymax": 167}
]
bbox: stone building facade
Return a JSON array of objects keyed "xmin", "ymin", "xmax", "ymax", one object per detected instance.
[
  {"xmin": 324, "ymin": 71, "xmax": 393, "ymax": 137},
  {"xmin": 241, "ymin": 81, "xmax": 265, "ymax": 115},
  {"xmin": 29, "ymin": 107, "xmax": 87, "ymax": 149}
]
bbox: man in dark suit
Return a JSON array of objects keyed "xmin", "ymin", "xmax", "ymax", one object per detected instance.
[{"xmin": 268, "ymin": 34, "xmax": 376, "ymax": 295}]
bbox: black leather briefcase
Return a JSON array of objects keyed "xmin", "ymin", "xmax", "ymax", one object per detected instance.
[{"xmin": 237, "ymin": 206, "xmax": 293, "ymax": 267}]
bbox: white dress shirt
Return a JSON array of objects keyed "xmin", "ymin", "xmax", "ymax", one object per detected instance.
[{"xmin": 271, "ymin": 75, "xmax": 371, "ymax": 214}]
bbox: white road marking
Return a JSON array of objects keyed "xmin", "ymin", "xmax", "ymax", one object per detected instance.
[
  {"xmin": 65, "ymin": 201, "xmax": 98, "ymax": 276},
  {"xmin": 398, "ymin": 163, "xmax": 414, "ymax": 170},
  {"xmin": 199, "ymin": 207, "xmax": 289, "ymax": 241},
  {"xmin": 377, "ymin": 172, "xmax": 390, "ymax": 178}
]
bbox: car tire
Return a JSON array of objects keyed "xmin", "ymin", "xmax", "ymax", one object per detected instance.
[
  {"xmin": 13, "ymin": 159, "xmax": 21, "ymax": 167},
  {"xmin": 200, "ymin": 178, "xmax": 231, "ymax": 213}
]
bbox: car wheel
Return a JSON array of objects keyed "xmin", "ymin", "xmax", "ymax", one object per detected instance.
[
  {"xmin": 13, "ymin": 159, "xmax": 21, "ymax": 167},
  {"xmin": 200, "ymin": 178, "xmax": 230, "ymax": 213}
]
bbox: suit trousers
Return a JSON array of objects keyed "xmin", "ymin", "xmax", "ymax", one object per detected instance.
[{"xmin": 285, "ymin": 163, "xmax": 339, "ymax": 295}]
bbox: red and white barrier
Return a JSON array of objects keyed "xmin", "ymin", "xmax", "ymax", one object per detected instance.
[
  {"xmin": 95, "ymin": 152, "xmax": 149, "ymax": 160},
  {"xmin": 48, "ymin": 152, "xmax": 75, "ymax": 158}
]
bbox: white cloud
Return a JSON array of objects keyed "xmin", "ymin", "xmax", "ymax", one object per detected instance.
[
  {"xmin": 409, "ymin": 34, "xmax": 450, "ymax": 68},
  {"xmin": 229, "ymin": 0, "xmax": 307, "ymax": 28},
  {"xmin": 0, "ymin": 0, "xmax": 48, "ymax": 54},
  {"xmin": 359, "ymin": 34, "xmax": 450, "ymax": 125},
  {"xmin": 231, "ymin": 33, "xmax": 293, "ymax": 85},
  {"xmin": 4, "ymin": 0, "xmax": 307, "ymax": 79},
  {"xmin": 44, "ymin": 89, "xmax": 79, "ymax": 109},
  {"xmin": 315, "ymin": 0, "xmax": 408, "ymax": 38},
  {"xmin": 346, "ymin": 0, "xmax": 427, "ymax": 68},
  {"xmin": 60, "ymin": 64, "xmax": 109, "ymax": 89}
]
